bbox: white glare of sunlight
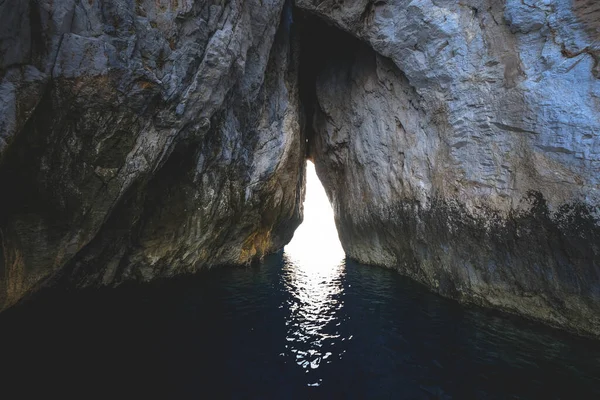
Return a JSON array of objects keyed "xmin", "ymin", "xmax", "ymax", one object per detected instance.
[
  {"xmin": 284, "ymin": 161, "xmax": 345, "ymax": 266},
  {"xmin": 282, "ymin": 161, "xmax": 347, "ymax": 378}
]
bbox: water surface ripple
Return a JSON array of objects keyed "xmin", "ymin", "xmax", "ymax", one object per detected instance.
[
  {"xmin": 0, "ymin": 254, "xmax": 600, "ymax": 398},
  {"xmin": 281, "ymin": 254, "xmax": 347, "ymax": 385}
]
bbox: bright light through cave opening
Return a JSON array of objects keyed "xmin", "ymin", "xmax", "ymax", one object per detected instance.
[
  {"xmin": 284, "ymin": 161, "xmax": 345, "ymax": 266},
  {"xmin": 282, "ymin": 161, "xmax": 347, "ymax": 381}
]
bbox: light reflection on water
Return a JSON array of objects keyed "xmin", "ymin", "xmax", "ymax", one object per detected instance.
[
  {"xmin": 282, "ymin": 161, "xmax": 347, "ymax": 385},
  {"xmin": 3, "ymin": 168, "xmax": 600, "ymax": 397}
]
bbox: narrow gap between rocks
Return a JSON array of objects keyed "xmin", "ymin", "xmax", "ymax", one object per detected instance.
[
  {"xmin": 294, "ymin": 9, "xmax": 363, "ymax": 161},
  {"xmin": 290, "ymin": 9, "xmax": 368, "ymax": 262}
]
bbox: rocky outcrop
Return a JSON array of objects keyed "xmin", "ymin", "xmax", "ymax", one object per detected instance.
[
  {"xmin": 0, "ymin": 0, "xmax": 304, "ymax": 310},
  {"xmin": 299, "ymin": 1, "xmax": 600, "ymax": 336},
  {"xmin": 1, "ymin": 0, "xmax": 599, "ymax": 338}
]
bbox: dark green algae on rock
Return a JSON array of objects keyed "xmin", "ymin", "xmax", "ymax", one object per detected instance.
[
  {"xmin": 334, "ymin": 192, "xmax": 600, "ymax": 338},
  {"xmin": 300, "ymin": 5, "xmax": 600, "ymax": 338}
]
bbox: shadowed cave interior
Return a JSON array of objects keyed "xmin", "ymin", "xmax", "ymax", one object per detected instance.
[{"xmin": 295, "ymin": 9, "xmax": 366, "ymax": 162}]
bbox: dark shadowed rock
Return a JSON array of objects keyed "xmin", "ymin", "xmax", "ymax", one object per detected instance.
[{"xmin": 0, "ymin": 0, "xmax": 304, "ymax": 309}]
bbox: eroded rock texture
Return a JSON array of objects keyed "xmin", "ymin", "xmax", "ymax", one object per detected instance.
[
  {"xmin": 0, "ymin": 0, "xmax": 304, "ymax": 309},
  {"xmin": 299, "ymin": 1, "xmax": 600, "ymax": 336},
  {"xmin": 1, "ymin": 0, "xmax": 599, "ymax": 337}
]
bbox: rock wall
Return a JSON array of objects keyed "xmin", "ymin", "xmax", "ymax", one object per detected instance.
[
  {"xmin": 0, "ymin": 0, "xmax": 304, "ymax": 310},
  {"xmin": 1, "ymin": 0, "xmax": 599, "ymax": 337},
  {"xmin": 299, "ymin": 1, "xmax": 600, "ymax": 336}
]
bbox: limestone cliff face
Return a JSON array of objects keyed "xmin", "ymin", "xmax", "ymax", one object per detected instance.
[
  {"xmin": 0, "ymin": 0, "xmax": 304, "ymax": 309},
  {"xmin": 1, "ymin": 0, "xmax": 599, "ymax": 337},
  {"xmin": 298, "ymin": 1, "xmax": 600, "ymax": 336}
]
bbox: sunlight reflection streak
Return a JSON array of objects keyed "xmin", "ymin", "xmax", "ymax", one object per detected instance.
[{"xmin": 282, "ymin": 161, "xmax": 347, "ymax": 385}]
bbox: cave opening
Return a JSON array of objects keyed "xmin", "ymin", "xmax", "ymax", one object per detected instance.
[
  {"xmin": 284, "ymin": 160, "xmax": 344, "ymax": 266},
  {"xmin": 286, "ymin": 10, "xmax": 366, "ymax": 266}
]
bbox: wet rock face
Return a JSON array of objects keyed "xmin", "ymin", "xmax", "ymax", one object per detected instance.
[
  {"xmin": 0, "ymin": 0, "xmax": 304, "ymax": 309},
  {"xmin": 299, "ymin": 2, "xmax": 600, "ymax": 336}
]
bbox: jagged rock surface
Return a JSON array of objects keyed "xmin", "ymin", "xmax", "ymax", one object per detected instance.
[
  {"xmin": 299, "ymin": 1, "xmax": 600, "ymax": 336},
  {"xmin": 1, "ymin": 0, "xmax": 599, "ymax": 338},
  {"xmin": 0, "ymin": 0, "xmax": 304, "ymax": 309}
]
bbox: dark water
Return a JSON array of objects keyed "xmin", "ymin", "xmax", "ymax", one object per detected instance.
[{"xmin": 1, "ymin": 252, "xmax": 600, "ymax": 399}]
